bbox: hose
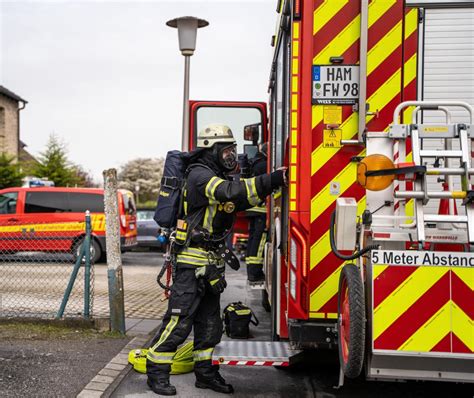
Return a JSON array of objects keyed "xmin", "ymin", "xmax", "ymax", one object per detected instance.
[
  {"xmin": 156, "ymin": 259, "xmax": 171, "ymax": 291},
  {"xmin": 329, "ymin": 210, "xmax": 378, "ymax": 261}
]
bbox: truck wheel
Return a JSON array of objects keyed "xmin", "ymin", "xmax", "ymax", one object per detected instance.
[
  {"xmin": 73, "ymin": 238, "xmax": 102, "ymax": 264},
  {"xmin": 337, "ymin": 263, "xmax": 365, "ymax": 379}
]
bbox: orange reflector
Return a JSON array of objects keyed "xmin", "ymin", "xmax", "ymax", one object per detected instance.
[{"xmin": 357, "ymin": 154, "xmax": 395, "ymax": 191}]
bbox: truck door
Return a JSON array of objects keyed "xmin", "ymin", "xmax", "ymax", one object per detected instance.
[{"xmin": 188, "ymin": 100, "xmax": 269, "ymax": 236}]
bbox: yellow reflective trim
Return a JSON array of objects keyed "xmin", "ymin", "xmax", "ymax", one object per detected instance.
[
  {"xmin": 257, "ymin": 232, "xmax": 267, "ymax": 258},
  {"xmin": 292, "ymin": 76, "xmax": 298, "ymax": 92},
  {"xmin": 235, "ymin": 309, "xmax": 251, "ymax": 315},
  {"xmin": 146, "ymin": 351, "xmax": 175, "ymax": 364},
  {"xmin": 193, "ymin": 348, "xmax": 213, "ymax": 361},
  {"xmin": 292, "ymin": 94, "xmax": 298, "ymax": 111},
  {"xmin": 151, "ymin": 316, "xmax": 179, "ymax": 352},
  {"xmin": 293, "ymin": 40, "xmax": 299, "ymax": 57},
  {"xmin": 244, "ymin": 178, "xmax": 260, "ymax": 207},
  {"xmin": 290, "ymin": 201, "xmax": 296, "ymax": 211},
  {"xmin": 290, "ymin": 183, "xmax": 296, "ymax": 199},
  {"xmin": 291, "ymin": 147, "xmax": 297, "ymax": 163},
  {"xmin": 292, "ymin": 58, "xmax": 298, "ymax": 75},
  {"xmin": 205, "ymin": 176, "xmax": 224, "ymax": 202},
  {"xmin": 293, "ymin": 21, "xmax": 299, "ymax": 39},
  {"xmin": 176, "ymin": 255, "xmax": 208, "ymax": 266},
  {"xmin": 181, "ymin": 247, "xmax": 208, "ymax": 257},
  {"xmin": 291, "ymin": 111, "xmax": 297, "ymax": 128},
  {"xmin": 290, "ymin": 165, "xmax": 297, "ymax": 181},
  {"xmin": 203, "ymin": 204, "xmax": 217, "ymax": 234},
  {"xmin": 327, "ymin": 313, "xmax": 338, "ymax": 319},
  {"xmin": 291, "ymin": 129, "xmax": 297, "ymax": 145},
  {"xmin": 373, "ymin": 267, "xmax": 449, "ymax": 340}
]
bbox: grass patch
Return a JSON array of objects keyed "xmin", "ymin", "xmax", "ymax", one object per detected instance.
[{"xmin": 0, "ymin": 321, "xmax": 124, "ymax": 341}]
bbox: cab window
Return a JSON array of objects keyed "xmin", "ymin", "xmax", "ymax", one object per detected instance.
[
  {"xmin": 25, "ymin": 192, "xmax": 68, "ymax": 213},
  {"xmin": 0, "ymin": 192, "xmax": 18, "ymax": 214},
  {"xmin": 121, "ymin": 192, "xmax": 136, "ymax": 215},
  {"xmin": 69, "ymin": 193, "xmax": 104, "ymax": 213},
  {"xmin": 195, "ymin": 107, "xmax": 263, "ymax": 154}
]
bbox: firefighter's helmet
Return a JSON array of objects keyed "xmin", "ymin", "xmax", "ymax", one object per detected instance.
[{"xmin": 197, "ymin": 124, "xmax": 236, "ymax": 148}]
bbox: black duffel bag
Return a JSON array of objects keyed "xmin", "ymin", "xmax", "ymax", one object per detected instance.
[{"xmin": 223, "ymin": 302, "xmax": 259, "ymax": 339}]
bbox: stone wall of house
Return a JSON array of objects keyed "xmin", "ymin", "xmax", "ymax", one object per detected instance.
[{"xmin": 0, "ymin": 94, "xmax": 19, "ymax": 160}]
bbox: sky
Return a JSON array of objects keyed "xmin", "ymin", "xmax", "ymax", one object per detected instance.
[{"xmin": 0, "ymin": 0, "xmax": 276, "ymax": 182}]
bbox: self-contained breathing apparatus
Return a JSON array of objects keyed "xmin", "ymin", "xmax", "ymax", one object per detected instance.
[{"xmin": 154, "ymin": 150, "xmax": 240, "ymax": 297}]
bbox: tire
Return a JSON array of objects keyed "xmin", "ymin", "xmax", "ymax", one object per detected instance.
[
  {"xmin": 73, "ymin": 238, "xmax": 102, "ymax": 264},
  {"xmin": 337, "ymin": 263, "xmax": 366, "ymax": 379},
  {"xmin": 261, "ymin": 289, "xmax": 271, "ymax": 312}
]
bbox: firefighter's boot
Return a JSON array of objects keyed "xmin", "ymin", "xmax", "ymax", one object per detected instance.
[
  {"xmin": 195, "ymin": 372, "xmax": 234, "ymax": 394},
  {"xmin": 147, "ymin": 376, "xmax": 176, "ymax": 396}
]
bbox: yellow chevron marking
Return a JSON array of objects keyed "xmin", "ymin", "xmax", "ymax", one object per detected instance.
[
  {"xmin": 312, "ymin": 105, "xmax": 324, "ymax": 129},
  {"xmin": 313, "ymin": 0, "xmax": 348, "ymax": 36},
  {"xmin": 452, "ymin": 268, "xmax": 474, "ymax": 291},
  {"xmin": 312, "ymin": 54, "xmax": 417, "ymax": 176},
  {"xmin": 313, "ymin": 0, "xmax": 396, "ymax": 65},
  {"xmin": 373, "ymin": 264, "xmax": 389, "ymax": 280},
  {"xmin": 373, "ymin": 267, "xmax": 449, "ymax": 340},
  {"xmin": 310, "ymin": 263, "xmax": 344, "ymax": 312},
  {"xmin": 398, "ymin": 302, "xmax": 450, "ymax": 352},
  {"xmin": 314, "ymin": 15, "xmax": 360, "ymax": 64},
  {"xmin": 452, "ymin": 301, "xmax": 474, "ymax": 352},
  {"xmin": 405, "ymin": 8, "xmax": 418, "ymax": 38},
  {"xmin": 310, "ymin": 197, "xmax": 366, "ymax": 271}
]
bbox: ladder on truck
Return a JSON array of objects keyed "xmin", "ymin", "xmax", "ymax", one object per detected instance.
[{"xmin": 389, "ymin": 101, "xmax": 474, "ymax": 243}]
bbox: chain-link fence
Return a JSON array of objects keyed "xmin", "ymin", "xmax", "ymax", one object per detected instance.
[{"xmin": 0, "ymin": 213, "xmax": 94, "ymax": 319}]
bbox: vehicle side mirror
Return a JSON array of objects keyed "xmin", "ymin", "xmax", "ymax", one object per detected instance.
[{"xmin": 243, "ymin": 123, "xmax": 260, "ymax": 144}]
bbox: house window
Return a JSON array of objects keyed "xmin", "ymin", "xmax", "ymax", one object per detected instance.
[{"xmin": 0, "ymin": 107, "xmax": 5, "ymax": 129}]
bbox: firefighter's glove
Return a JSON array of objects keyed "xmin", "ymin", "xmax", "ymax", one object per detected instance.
[
  {"xmin": 195, "ymin": 264, "xmax": 227, "ymax": 295},
  {"xmin": 271, "ymin": 168, "xmax": 287, "ymax": 189}
]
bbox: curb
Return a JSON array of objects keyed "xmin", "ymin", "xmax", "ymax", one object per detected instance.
[{"xmin": 76, "ymin": 334, "xmax": 150, "ymax": 398}]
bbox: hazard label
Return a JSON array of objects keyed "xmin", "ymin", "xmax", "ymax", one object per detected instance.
[
  {"xmin": 323, "ymin": 105, "xmax": 342, "ymax": 125},
  {"xmin": 323, "ymin": 129, "xmax": 341, "ymax": 148}
]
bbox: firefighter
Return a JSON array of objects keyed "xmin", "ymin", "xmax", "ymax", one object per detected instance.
[
  {"xmin": 245, "ymin": 142, "xmax": 268, "ymax": 282},
  {"xmin": 146, "ymin": 124, "xmax": 286, "ymax": 396}
]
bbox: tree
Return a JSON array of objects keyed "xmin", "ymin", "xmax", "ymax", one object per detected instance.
[
  {"xmin": 73, "ymin": 165, "xmax": 98, "ymax": 188},
  {"xmin": 0, "ymin": 153, "xmax": 24, "ymax": 189},
  {"xmin": 118, "ymin": 158, "xmax": 164, "ymax": 205},
  {"xmin": 32, "ymin": 134, "xmax": 81, "ymax": 187}
]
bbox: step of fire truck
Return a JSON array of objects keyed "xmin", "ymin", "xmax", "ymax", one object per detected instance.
[{"xmin": 212, "ymin": 341, "xmax": 303, "ymax": 367}]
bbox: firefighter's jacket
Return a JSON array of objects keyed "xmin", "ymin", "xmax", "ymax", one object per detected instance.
[{"xmin": 176, "ymin": 161, "xmax": 282, "ymax": 268}]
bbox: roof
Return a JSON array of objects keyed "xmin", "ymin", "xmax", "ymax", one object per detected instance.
[{"xmin": 0, "ymin": 85, "xmax": 27, "ymax": 103}]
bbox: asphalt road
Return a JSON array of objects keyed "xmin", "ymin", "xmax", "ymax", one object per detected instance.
[{"xmin": 112, "ymin": 251, "xmax": 473, "ymax": 398}]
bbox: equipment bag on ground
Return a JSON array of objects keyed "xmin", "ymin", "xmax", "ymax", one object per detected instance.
[{"xmin": 223, "ymin": 302, "xmax": 259, "ymax": 339}]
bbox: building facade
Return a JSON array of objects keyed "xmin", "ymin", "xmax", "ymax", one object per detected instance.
[{"xmin": 0, "ymin": 86, "xmax": 27, "ymax": 161}]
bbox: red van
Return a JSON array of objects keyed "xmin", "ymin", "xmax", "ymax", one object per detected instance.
[{"xmin": 0, "ymin": 187, "xmax": 137, "ymax": 262}]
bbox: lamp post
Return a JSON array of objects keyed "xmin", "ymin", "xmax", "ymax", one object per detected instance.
[{"xmin": 166, "ymin": 16, "xmax": 209, "ymax": 152}]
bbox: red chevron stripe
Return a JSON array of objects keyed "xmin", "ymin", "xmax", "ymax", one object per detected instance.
[
  {"xmin": 312, "ymin": 1, "xmax": 360, "ymax": 59},
  {"xmin": 430, "ymin": 332, "xmax": 451, "ymax": 353},
  {"xmin": 373, "ymin": 266, "xmax": 418, "ymax": 308},
  {"xmin": 452, "ymin": 272, "xmax": 474, "ymax": 319},
  {"xmin": 374, "ymin": 271, "xmax": 450, "ymax": 350},
  {"xmin": 452, "ymin": 332, "xmax": 473, "ymax": 354}
]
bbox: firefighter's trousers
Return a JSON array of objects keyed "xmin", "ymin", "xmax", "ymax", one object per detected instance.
[
  {"xmin": 246, "ymin": 214, "xmax": 267, "ymax": 280},
  {"xmin": 146, "ymin": 265, "xmax": 222, "ymax": 382}
]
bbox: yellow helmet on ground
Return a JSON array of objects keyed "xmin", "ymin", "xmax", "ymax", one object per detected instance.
[{"xmin": 197, "ymin": 124, "xmax": 236, "ymax": 148}]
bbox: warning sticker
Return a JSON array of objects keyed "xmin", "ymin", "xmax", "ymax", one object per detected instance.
[
  {"xmin": 323, "ymin": 105, "xmax": 342, "ymax": 125},
  {"xmin": 372, "ymin": 250, "xmax": 474, "ymax": 268},
  {"xmin": 323, "ymin": 129, "xmax": 341, "ymax": 148}
]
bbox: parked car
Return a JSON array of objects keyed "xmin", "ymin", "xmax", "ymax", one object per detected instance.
[
  {"xmin": 136, "ymin": 208, "xmax": 162, "ymax": 249},
  {"xmin": 0, "ymin": 187, "xmax": 137, "ymax": 263}
]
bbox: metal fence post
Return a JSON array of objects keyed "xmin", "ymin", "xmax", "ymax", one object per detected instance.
[
  {"xmin": 103, "ymin": 168, "xmax": 126, "ymax": 334},
  {"xmin": 84, "ymin": 210, "xmax": 91, "ymax": 318}
]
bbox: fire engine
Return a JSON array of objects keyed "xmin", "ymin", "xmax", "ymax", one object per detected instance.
[{"xmin": 185, "ymin": 0, "xmax": 473, "ymax": 385}]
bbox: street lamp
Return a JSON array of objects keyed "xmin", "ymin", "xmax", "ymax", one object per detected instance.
[{"xmin": 166, "ymin": 16, "xmax": 209, "ymax": 152}]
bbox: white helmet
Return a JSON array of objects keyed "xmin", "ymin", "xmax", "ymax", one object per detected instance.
[{"xmin": 197, "ymin": 124, "xmax": 236, "ymax": 148}]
